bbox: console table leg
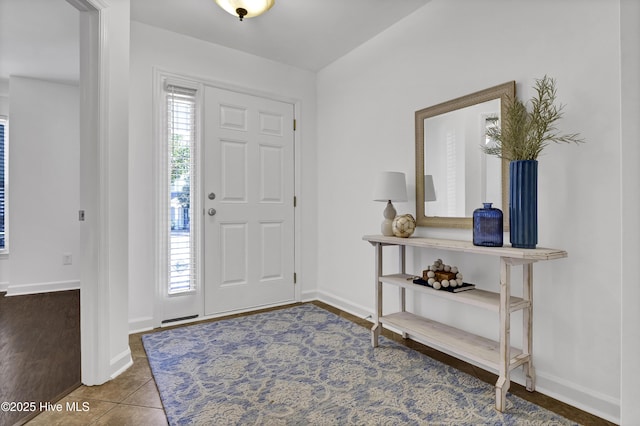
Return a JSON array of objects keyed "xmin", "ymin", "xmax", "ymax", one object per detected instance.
[
  {"xmin": 526, "ymin": 365, "xmax": 536, "ymax": 392},
  {"xmin": 399, "ymin": 246, "xmax": 408, "ymax": 338},
  {"xmin": 372, "ymin": 242, "xmax": 383, "ymax": 348},
  {"xmin": 371, "ymin": 323, "xmax": 381, "ymax": 348},
  {"xmin": 495, "ymin": 375, "xmax": 510, "ymax": 412},
  {"xmin": 523, "ymin": 262, "xmax": 536, "ymax": 391},
  {"xmin": 496, "ymin": 257, "xmax": 512, "ymax": 412}
]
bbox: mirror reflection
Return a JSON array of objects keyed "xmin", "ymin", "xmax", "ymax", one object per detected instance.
[
  {"xmin": 415, "ymin": 81, "xmax": 515, "ymax": 229},
  {"xmin": 424, "ymin": 99, "xmax": 502, "ymax": 217}
]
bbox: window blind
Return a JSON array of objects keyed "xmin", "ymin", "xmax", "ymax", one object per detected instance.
[
  {"xmin": 0, "ymin": 119, "xmax": 6, "ymax": 250},
  {"xmin": 166, "ymin": 85, "xmax": 197, "ymax": 294}
]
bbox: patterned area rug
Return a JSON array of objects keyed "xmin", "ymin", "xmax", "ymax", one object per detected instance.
[{"xmin": 142, "ymin": 304, "xmax": 576, "ymax": 425}]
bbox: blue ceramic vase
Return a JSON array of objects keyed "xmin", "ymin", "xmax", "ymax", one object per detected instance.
[
  {"xmin": 509, "ymin": 160, "xmax": 538, "ymax": 249},
  {"xmin": 473, "ymin": 203, "xmax": 503, "ymax": 247}
]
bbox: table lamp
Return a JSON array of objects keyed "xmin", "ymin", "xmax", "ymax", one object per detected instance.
[
  {"xmin": 373, "ymin": 171, "xmax": 408, "ymax": 236},
  {"xmin": 424, "ymin": 174, "xmax": 437, "ymax": 202}
]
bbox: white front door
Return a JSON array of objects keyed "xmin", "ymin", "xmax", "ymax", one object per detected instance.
[{"xmin": 203, "ymin": 86, "xmax": 295, "ymax": 315}]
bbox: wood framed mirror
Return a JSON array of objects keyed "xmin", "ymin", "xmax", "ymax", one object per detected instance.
[{"xmin": 415, "ymin": 81, "xmax": 515, "ymax": 229}]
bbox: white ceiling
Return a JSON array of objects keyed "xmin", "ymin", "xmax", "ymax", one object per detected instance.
[
  {"xmin": 131, "ymin": 0, "xmax": 429, "ymax": 72},
  {"xmin": 0, "ymin": 0, "xmax": 79, "ymax": 83},
  {"xmin": 0, "ymin": 0, "xmax": 429, "ymax": 83}
]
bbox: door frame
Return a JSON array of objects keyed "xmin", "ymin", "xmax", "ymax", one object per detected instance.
[
  {"xmin": 67, "ymin": 0, "xmax": 112, "ymax": 385},
  {"xmin": 152, "ymin": 69, "xmax": 302, "ymax": 327}
]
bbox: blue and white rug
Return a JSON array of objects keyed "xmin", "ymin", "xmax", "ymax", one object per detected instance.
[{"xmin": 142, "ymin": 304, "xmax": 577, "ymax": 425}]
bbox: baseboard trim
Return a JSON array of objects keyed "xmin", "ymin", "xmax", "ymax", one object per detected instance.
[
  {"xmin": 315, "ymin": 290, "xmax": 372, "ymax": 321},
  {"xmin": 301, "ymin": 289, "xmax": 318, "ymax": 302},
  {"xmin": 110, "ymin": 348, "xmax": 133, "ymax": 380},
  {"xmin": 533, "ymin": 371, "xmax": 620, "ymax": 424},
  {"xmin": 129, "ymin": 300, "xmax": 302, "ymax": 335},
  {"xmin": 129, "ymin": 317, "xmax": 155, "ymax": 334},
  {"xmin": 316, "ymin": 291, "xmax": 620, "ymax": 424},
  {"xmin": 5, "ymin": 280, "xmax": 80, "ymax": 296}
]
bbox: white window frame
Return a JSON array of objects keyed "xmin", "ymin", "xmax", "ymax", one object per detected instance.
[
  {"xmin": 154, "ymin": 73, "xmax": 203, "ymax": 300},
  {"xmin": 0, "ymin": 116, "xmax": 8, "ymax": 256}
]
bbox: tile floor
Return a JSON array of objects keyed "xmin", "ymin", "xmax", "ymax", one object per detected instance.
[
  {"xmin": 26, "ymin": 301, "xmax": 615, "ymax": 425},
  {"xmin": 25, "ymin": 333, "xmax": 166, "ymax": 426}
]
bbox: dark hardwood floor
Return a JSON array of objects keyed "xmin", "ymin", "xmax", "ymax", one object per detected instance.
[{"xmin": 0, "ymin": 290, "xmax": 81, "ymax": 426}]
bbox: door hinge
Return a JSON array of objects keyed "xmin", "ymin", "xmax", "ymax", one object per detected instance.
[
  {"xmin": 293, "ymin": 196, "xmax": 297, "ymax": 207},
  {"xmin": 293, "ymin": 119, "xmax": 297, "ymax": 131},
  {"xmin": 294, "ymin": 272, "xmax": 297, "ymax": 284}
]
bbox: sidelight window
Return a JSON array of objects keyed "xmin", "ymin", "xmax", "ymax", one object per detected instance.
[
  {"xmin": 0, "ymin": 117, "xmax": 7, "ymax": 252},
  {"xmin": 166, "ymin": 86, "xmax": 198, "ymax": 294}
]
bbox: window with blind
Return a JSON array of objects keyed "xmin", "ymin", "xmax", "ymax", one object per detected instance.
[
  {"xmin": 166, "ymin": 86, "xmax": 197, "ymax": 294},
  {"xmin": 0, "ymin": 117, "xmax": 6, "ymax": 251}
]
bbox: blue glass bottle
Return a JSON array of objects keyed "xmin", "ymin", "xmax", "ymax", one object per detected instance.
[{"xmin": 473, "ymin": 203, "xmax": 503, "ymax": 247}]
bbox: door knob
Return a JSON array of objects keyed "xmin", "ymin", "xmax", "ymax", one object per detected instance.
[{"xmin": 208, "ymin": 208, "xmax": 217, "ymax": 216}]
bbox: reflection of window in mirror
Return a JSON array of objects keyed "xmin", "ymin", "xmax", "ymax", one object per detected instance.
[
  {"xmin": 445, "ymin": 130, "xmax": 457, "ymax": 216},
  {"xmin": 481, "ymin": 114, "xmax": 500, "ymax": 206}
]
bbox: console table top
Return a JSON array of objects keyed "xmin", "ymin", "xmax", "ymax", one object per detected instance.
[{"xmin": 363, "ymin": 235, "xmax": 567, "ymax": 261}]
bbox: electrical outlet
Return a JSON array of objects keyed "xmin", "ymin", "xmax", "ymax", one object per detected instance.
[{"xmin": 63, "ymin": 253, "xmax": 72, "ymax": 265}]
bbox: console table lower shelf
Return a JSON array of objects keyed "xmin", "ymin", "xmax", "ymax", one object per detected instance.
[{"xmin": 377, "ymin": 312, "xmax": 528, "ymax": 372}]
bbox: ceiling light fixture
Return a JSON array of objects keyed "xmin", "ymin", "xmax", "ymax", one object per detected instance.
[{"xmin": 215, "ymin": 0, "xmax": 275, "ymax": 21}]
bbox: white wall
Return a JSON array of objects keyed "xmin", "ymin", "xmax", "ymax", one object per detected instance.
[
  {"xmin": 317, "ymin": 0, "xmax": 625, "ymax": 422},
  {"xmin": 128, "ymin": 22, "xmax": 318, "ymax": 330},
  {"xmin": 619, "ymin": 0, "xmax": 640, "ymax": 424},
  {"xmin": 0, "ymin": 79, "xmax": 8, "ymax": 114},
  {"xmin": 4, "ymin": 76, "xmax": 79, "ymax": 294}
]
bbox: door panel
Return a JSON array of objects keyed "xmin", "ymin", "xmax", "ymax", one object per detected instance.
[
  {"xmin": 221, "ymin": 140, "xmax": 247, "ymax": 201},
  {"xmin": 220, "ymin": 222, "xmax": 248, "ymax": 285},
  {"xmin": 260, "ymin": 221, "xmax": 284, "ymax": 280},
  {"xmin": 260, "ymin": 145, "xmax": 284, "ymax": 201},
  {"xmin": 204, "ymin": 87, "xmax": 294, "ymax": 315}
]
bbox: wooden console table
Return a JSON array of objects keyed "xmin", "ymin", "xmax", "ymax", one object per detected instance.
[{"xmin": 363, "ymin": 235, "xmax": 567, "ymax": 412}]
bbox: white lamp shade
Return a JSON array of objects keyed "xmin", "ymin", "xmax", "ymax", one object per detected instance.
[
  {"xmin": 373, "ymin": 171, "xmax": 408, "ymax": 202},
  {"xmin": 424, "ymin": 175, "xmax": 437, "ymax": 202},
  {"xmin": 215, "ymin": 0, "xmax": 275, "ymax": 18}
]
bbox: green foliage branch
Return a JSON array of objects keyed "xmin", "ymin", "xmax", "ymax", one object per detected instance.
[
  {"xmin": 483, "ymin": 75, "xmax": 584, "ymax": 161},
  {"xmin": 170, "ymin": 134, "xmax": 191, "ymax": 209}
]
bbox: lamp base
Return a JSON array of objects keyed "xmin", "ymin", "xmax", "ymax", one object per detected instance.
[
  {"xmin": 381, "ymin": 200, "xmax": 396, "ymax": 236},
  {"xmin": 381, "ymin": 219, "xmax": 394, "ymax": 236}
]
